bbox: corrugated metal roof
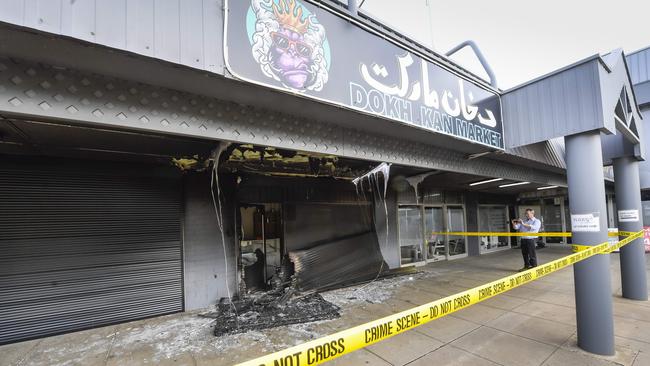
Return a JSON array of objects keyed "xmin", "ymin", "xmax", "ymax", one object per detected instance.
[
  {"xmin": 626, "ymin": 46, "xmax": 650, "ymax": 85},
  {"xmin": 503, "ymin": 50, "xmax": 642, "ymax": 152},
  {"xmin": 0, "ymin": 0, "xmax": 496, "ymax": 94},
  {"xmin": 506, "ymin": 138, "xmax": 566, "ymax": 170},
  {"xmin": 0, "ymin": 0, "xmax": 226, "ymax": 75},
  {"xmin": 502, "ymin": 138, "xmax": 617, "ymax": 182},
  {"xmin": 503, "ymin": 48, "xmax": 644, "ymax": 172},
  {"xmin": 625, "ymin": 47, "xmax": 650, "ymax": 106},
  {"xmin": 502, "ymin": 57, "xmax": 605, "ymax": 148}
]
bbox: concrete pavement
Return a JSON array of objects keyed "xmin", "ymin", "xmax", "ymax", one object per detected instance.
[{"xmin": 2, "ymin": 246, "xmax": 650, "ymax": 366}]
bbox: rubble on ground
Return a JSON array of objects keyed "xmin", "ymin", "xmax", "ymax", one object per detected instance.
[{"xmin": 212, "ymin": 291, "xmax": 340, "ymax": 337}]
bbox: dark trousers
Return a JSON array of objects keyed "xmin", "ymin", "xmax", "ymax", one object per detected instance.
[{"xmin": 520, "ymin": 238, "xmax": 538, "ymax": 267}]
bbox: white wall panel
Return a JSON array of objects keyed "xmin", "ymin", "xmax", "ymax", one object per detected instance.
[
  {"xmin": 153, "ymin": 0, "xmax": 181, "ymax": 63},
  {"xmin": 61, "ymin": 0, "xmax": 95, "ymax": 43},
  {"xmin": 126, "ymin": 0, "xmax": 155, "ymax": 57},
  {"xmin": 202, "ymin": 0, "xmax": 223, "ymax": 73},
  {"xmin": 23, "ymin": 0, "xmax": 61, "ymax": 33},
  {"xmin": 180, "ymin": 0, "xmax": 204, "ymax": 68},
  {"xmin": 96, "ymin": 0, "xmax": 127, "ymax": 49},
  {"xmin": 0, "ymin": 0, "xmax": 225, "ymax": 73},
  {"xmin": 2, "ymin": 0, "xmax": 26, "ymax": 24}
]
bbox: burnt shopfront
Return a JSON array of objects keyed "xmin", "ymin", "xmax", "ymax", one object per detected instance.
[
  {"xmin": 219, "ymin": 0, "xmax": 525, "ymax": 273},
  {"xmin": 0, "ymin": 0, "xmax": 628, "ymax": 349},
  {"xmin": 223, "ymin": 146, "xmax": 387, "ymax": 293}
]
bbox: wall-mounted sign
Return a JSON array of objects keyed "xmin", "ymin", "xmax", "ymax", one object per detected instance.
[
  {"xmin": 224, "ymin": 0, "xmax": 504, "ymax": 150},
  {"xmin": 618, "ymin": 209, "xmax": 640, "ymax": 222},
  {"xmin": 571, "ymin": 213, "xmax": 601, "ymax": 232}
]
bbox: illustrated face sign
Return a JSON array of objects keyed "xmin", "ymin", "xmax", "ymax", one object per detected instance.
[
  {"xmin": 247, "ymin": 0, "xmax": 331, "ymax": 91},
  {"xmin": 227, "ymin": 0, "xmax": 504, "ymax": 150}
]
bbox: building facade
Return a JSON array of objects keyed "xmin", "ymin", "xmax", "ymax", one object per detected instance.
[{"xmin": 0, "ymin": 0, "xmax": 645, "ymax": 354}]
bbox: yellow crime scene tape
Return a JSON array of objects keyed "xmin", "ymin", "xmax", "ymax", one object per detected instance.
[
  {"xmin": 236, "ymin": 230, "xmax": 643, "ymax": 366},
  {"xmin": 431, "ymin": 231, "xmax": 572, "ymax": 237},
  {"xmin": 430, "ymin": 231, "xmax": 633, "ymax": 238},
  {"xmin": 572, "ymin": 231, "xmax": 643, "ymax": 253}
]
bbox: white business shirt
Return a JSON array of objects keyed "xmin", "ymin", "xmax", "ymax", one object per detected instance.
[{"xmin": 514, "ymin": 217, "xmax": 541, "ymax": 239}]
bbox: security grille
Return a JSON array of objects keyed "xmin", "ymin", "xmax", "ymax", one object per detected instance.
[{"xmin": 0, "ymin": 156, "xmax": 183, "ymax": 344}]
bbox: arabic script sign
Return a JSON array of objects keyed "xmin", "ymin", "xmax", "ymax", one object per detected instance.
[{"xmin": 224, "ymin": 0, "xmax": 504, "ymax": 150}]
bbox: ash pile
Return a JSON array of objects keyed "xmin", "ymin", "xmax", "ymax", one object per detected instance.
[
  {"xmin": 212, "ymin": 258, "xmax": 344, "ymax": 336},
  {"xmin": 213, "ymin": 291, "xmax": 340, "ymax": 336},
  {"xmin": 212, "ymin": 239, "xmax": 391, "ymax": 337}
]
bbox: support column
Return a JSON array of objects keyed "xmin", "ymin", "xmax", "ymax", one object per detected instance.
[
  {"xmin": 348, "ymin": 0, "xmax": 359, "ymax": 15},
  {"xmin": 613, "ymin": 156, "xmax": 648, "ymax": 300},
  {"xmin": 565, "ymin": 131, "xmax": 615, "ymax": 355}
]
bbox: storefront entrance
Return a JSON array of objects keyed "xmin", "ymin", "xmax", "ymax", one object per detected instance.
[
  {"xmin": 398, "ymin": 204, "xmax": 468, "ymax": 266},
  {"xmin": 238, "ymin": 204, "xmax": 283, "ymax": 291}
]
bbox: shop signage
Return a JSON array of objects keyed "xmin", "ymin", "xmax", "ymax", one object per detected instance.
[
  {"xmin": 618, "ymin": 209, "xmax": 640, "ymax": 222},
  {"xmin": 224, "ymin": 0, "xmax": 504, "ymax": 150},
  {"xmin": 571, "ymin": 213, "xmax": 601, "ymax": 232}
]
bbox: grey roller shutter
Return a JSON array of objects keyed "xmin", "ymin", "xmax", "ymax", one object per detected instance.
[{"xmin": 0, "ymin": 156, "xmax": 183, "ymax": 344}]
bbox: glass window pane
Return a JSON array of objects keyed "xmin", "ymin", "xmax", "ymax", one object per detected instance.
[
  {"xmin": 424, "ymin": 207, "xmax": 445, "ymax": 261},
  {"xmin": 542, "ymin": 199, "xmax": 563, "ymax": 243},
  {"xmin": 398, "ymin": 206, "xmax": 424, "ymax": 264},
  {"xmin": 478, "ymin": 205, "xmax": 509, "ymax": 253},
  {"xmin": 447, "ymin": 207, "xmax": 466, "ymax": 256}
]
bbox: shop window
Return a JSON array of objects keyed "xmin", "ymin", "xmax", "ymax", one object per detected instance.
[
  {"xmin": 424, "ymin": 207, "xmax": 445, "ymax": 261},
  {"xmin": 478, "ymin": 205, "xmax": 510, "ymax": 253},
  {"xmin": 398, "ymin": 205, "xmax": 424, "ymax": 265},
  {"xmin": 447, "ymin": 206, "xmax": 466, "ymax": 256},
  {"xmin": 541, "ymin": 198, "xmax": 563, "ymax": 243}
]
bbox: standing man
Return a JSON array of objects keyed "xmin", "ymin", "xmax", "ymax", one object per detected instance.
[{"xmin": 512, "ymin": 208, "xmax": 542, "ymax": 271}]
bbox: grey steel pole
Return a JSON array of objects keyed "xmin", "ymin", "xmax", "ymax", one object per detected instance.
[
  {"xmin": 613, "ymin": 156, "xmax": 648, "ymax": 300},
  {"xmin": 348, "ymin": 0, "xmax": 359, "ymax": 16},
  {"xmin": 565, "ymin": 131, "xmax": 615, "ymax": 356}
]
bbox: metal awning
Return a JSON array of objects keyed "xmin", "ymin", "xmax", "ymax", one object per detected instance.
[{"xmin": 501, "ymin": 49, "xmax": 644, "ymax": 167}]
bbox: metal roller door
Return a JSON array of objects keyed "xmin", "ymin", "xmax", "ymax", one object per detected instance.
[{"xmin": 0, "ymin": 157, "xmax": 183, "ymax": 344}]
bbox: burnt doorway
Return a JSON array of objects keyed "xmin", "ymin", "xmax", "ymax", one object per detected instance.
[{"xmin": 238, "ymin": 203, "xmax": 283, "ymax": 292}]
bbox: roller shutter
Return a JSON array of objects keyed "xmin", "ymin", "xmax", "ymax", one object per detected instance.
[{"xmin": 0, "ymin": 157, "xmax": 183, "ymax": 344}]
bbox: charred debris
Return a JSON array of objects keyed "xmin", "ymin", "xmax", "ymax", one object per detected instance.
[{"xmin": 176, "ymin": 143, "xmax": 418, "ymax": 336}]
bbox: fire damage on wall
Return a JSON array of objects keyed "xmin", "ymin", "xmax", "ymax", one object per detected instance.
[{"xmin": 179, "ymin": 143, "xmax": 418, "ymax": 336}]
